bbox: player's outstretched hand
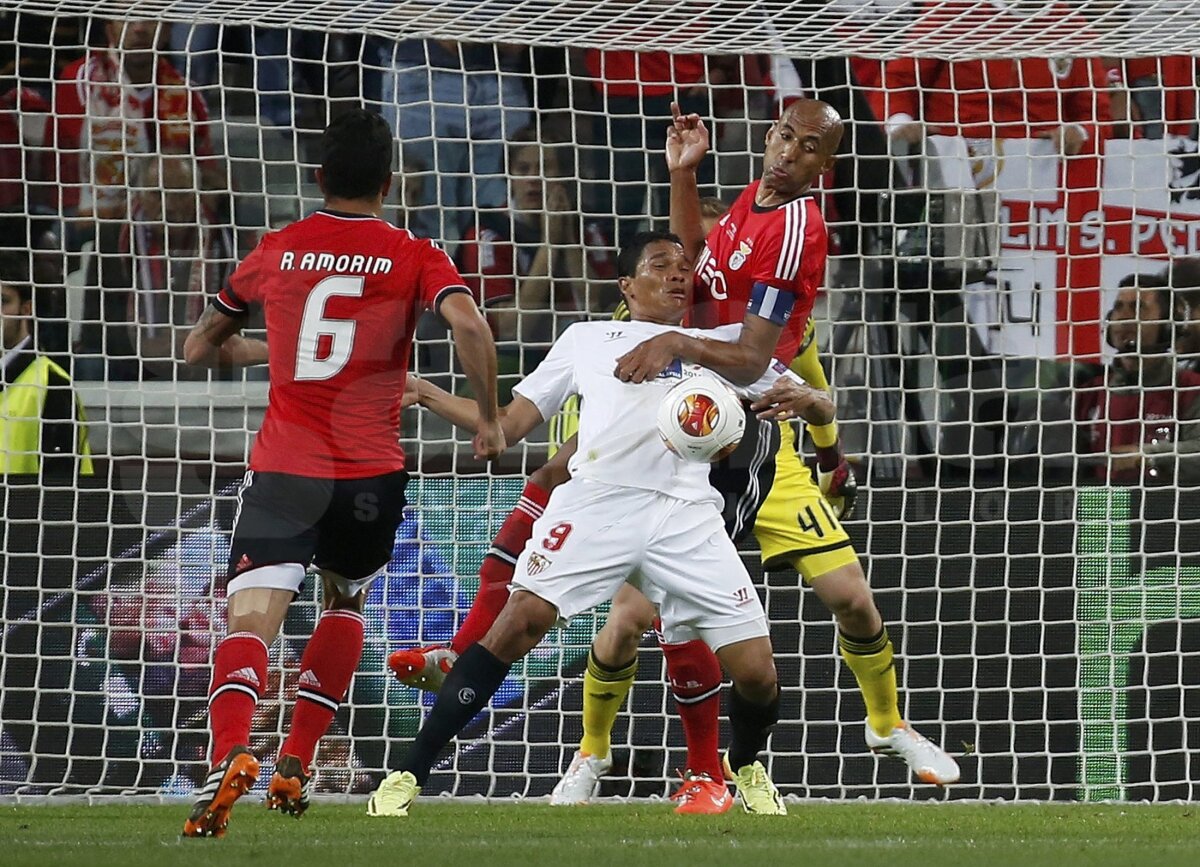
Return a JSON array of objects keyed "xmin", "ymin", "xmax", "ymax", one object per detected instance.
[
  {"xmin": 750, "ymin": 379, "xmax": 834, "ymax": 426},
  {"xmin": 474, "ymin": 419, "xmax": 507, "ymax": 461},
  {"xmin": 665, "ymin": 101, "xmax": 710, "ymax": 173},
  {"xmin": 615, "ymin": 333, "xmax": 680, "ymax": 384}
]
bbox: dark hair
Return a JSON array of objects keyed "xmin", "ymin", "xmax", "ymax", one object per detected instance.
[
  {"xmin": 617, "ymin": 231, "xmax": 683, "ymax": 279},
  {"xmin": 320, "ymin": 110, "xmax": 393, "ymax": 200},
  {"xmin": 0, "ymin": 251, "xmax": 31, "ymax": 303}
]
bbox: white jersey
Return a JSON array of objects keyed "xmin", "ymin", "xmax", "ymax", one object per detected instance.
[{"xmin": 512, "ymin": 319, "xmax": 799, "ymax": 507}]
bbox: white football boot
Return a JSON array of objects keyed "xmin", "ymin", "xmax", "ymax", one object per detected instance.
[
  {"xmin": 549, "ymin": 750, "xmax": 613, "ymax": 805},
  {"xmin": 864, "ymin": 720, "xmax": 961, "ymax": 785}
]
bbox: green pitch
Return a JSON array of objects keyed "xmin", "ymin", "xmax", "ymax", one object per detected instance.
[{"xmin": 2, "ymin": 802, "xmax": 1196, "ymax": 867}]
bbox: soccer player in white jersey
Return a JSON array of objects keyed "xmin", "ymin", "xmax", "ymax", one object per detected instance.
[{"xmin": 366, "ymin": 232, "xmax": 820, "ymax": 817}]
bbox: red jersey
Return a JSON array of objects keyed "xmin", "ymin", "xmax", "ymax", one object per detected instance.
[
  {"xmin": 215, "ymin": 210, "xmax": 469, "ymax": 479},
  {"xmin": 883, "ymin": 1, "xmax": 1110, "ymax": 141},
  {"xmin": 690, "ymin": 181, "xmax": 826, "ymax": 363}
]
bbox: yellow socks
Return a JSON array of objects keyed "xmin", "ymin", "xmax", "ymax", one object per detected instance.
[
  {"xmin": 838, "ymin": 628, "xmax": 902, "ymax": 737},
  {"xmin": 579, "ymin": 649, "xmax": 637, "ymax": 759}
]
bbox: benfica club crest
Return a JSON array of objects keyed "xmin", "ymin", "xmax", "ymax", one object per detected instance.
[
  {"xmin": 527, "ymin": 552, "xmax": 552, "ymax": 576},
  {"xmin": 728, "ymin": 239, "xmax": 752, "ymax": 271}
]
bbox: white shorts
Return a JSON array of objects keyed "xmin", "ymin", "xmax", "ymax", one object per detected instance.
[{"xmin": 510, "ymin": 479, "xmax": 769, "ymax": 651}]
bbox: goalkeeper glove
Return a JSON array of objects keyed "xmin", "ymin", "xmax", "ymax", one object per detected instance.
[{"xmin": 814, "ymin": 441, "xmax": 857, "ymax": 521}]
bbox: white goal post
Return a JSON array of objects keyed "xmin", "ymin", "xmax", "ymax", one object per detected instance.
[{"xmin": 1, "ymin": 0, "xmax": 1199, "ymax": 803}]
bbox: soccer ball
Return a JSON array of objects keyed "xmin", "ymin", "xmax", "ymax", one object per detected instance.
[{"xmin": 656, "ymin": 375, "xmax": 745, "ymax": 462}]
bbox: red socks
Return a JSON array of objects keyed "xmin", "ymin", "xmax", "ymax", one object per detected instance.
[
  {"xmin": 208, "ymin": 631, "xmax": 269, "ymax": 766},
  {"xmin": 660, "ymin": 635, "xmax": 725, "ymax": 783},
  {"xmin": 279, "ymin": 609, "xmax": 365, "ymax": 772},
  {"xmin": 451, "ymin": 481, "xmax": 550, "ymax": 654}
]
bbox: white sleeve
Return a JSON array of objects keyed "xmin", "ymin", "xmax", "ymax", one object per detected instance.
[
  {"xmin": 511, "ymin": 327, "xmax": 577, "ymax": 420},
  {"xmin": 733, "ymin": 358, "xmax": 804, "ymax": 401}
]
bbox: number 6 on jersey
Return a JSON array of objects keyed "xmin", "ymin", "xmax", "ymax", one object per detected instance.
[{"xmin": 295, "ymin": 275, "xmax": 365, "ymax": 381}]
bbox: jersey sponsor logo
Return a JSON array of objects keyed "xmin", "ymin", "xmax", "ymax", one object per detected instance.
[
  {"xmin": 728, "ymin": 239, "xmax": 752, "ymax": 272},
  {"xmin": 733, "ymin": 586, "xmax": 754, "ymax": 607},
  {"xmin": 655, "ymin": 358, "xmax": 684, "ymax": 380},
  {"xmin": 458, "ymin": 687, "xmax": 476, "ymax": 705},
  {"xmin": 527, "ymin": 552, "xmax": 552, "ymax": 576},
  {"xmin": 604, "ymin": 329, "xmax": 625, "ymax": 341}
]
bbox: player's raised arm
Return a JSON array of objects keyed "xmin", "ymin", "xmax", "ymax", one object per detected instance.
[
  {"xmin": 666, "ymin": 101, "xmax": 710, "ymax": 262},
  {"xmin": 439, "ymin": 291, "xmax": 505, "ymax": 459}
]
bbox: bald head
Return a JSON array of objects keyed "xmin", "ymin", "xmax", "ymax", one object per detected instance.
[
  {"xmin": 758, "ymin": 98, "xmax": 844, "ymax": 204},
  {"xmin": 781, "ymin": 99, "xmax": 844, "ymax": 157}
]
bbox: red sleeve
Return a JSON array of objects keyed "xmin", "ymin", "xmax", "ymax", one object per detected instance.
[
  {"xmin": 216, "ymin": 241, "xmax": 267, "ymax": 315},
  {"xmin": 417, "ymin": 238, "xmax": 470, "ymax": 313},
  {"xmin": 458, "ymin": 226, "xmax": 516, "ymax": 306}
]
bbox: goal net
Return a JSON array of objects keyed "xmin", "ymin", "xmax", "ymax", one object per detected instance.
[{"xmin": 2, "ymin": 0, "xmax": 1199, "ymax": 803}]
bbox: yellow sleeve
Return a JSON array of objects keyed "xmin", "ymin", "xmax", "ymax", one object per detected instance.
[{"xmin": 788, "ymin": 318, "xmax": 839, "ymax": 449}]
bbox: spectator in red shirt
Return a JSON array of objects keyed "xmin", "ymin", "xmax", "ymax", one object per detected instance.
[
  {"xmin": 1076, "ymin": 270, "xmax": 1200, "ymax": 485},
  {"xmin": 51, "ymin": 19, "xmax": 224, "ymax": 232},
  {"xmin": 884, "ymin": 1, "xmax": 1111, "ymax": 155}
]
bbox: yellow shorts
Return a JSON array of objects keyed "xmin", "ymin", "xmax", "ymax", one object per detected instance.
[{"xmin": 751, "ymin": 421, "xmax": 857, "ymax": 582}]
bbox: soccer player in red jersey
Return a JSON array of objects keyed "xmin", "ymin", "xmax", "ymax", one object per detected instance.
[{"xmin": 179, "ymin": 109, "xmax": 504, "ymax": 838}]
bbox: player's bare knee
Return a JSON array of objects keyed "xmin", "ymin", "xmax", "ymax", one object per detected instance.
[
  {"xmin": 718, "ymin": 638, "xmax": 778, "ymax": 702},
  {"xmin": 610, "ymin": 587, "xmax": 655, "ymax": 636},
  {"xmin": 732, "ymin": 668, "xmax": 779, "ymax": 705},
  {"xmin": 833, "ymin": 592, "xmax": 882, "ymax": 637},
  {"xmin": 321, "ymin": 573, "xmax": 367, "ymax": 613},
  {"xmin": 594, "ymin": 618, "xmax": 642, "ymax": 667},
  {"xmin": 483, "ymin": 590, "xmax": 557, "ymax": 661}
]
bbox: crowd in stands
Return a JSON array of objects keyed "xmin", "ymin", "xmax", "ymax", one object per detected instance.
[{"xmin": 3, "ymin": 4, "xmax": 1200, "ymax": 482}]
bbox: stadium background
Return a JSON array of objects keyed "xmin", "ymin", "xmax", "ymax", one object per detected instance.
[{"xmin": 1, "ymin": 0, "xmax": 1199, "ymax": 803}]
